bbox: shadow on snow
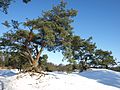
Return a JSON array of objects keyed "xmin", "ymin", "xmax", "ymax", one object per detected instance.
[
  {"xmin": 0, "ymin": 70, "xmax": 16, "ymax": 77},
  {"xmin": 79, "ymin": 70, "xmax": 120, "ymax": 88}
]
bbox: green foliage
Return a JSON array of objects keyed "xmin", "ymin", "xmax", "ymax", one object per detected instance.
[
  {"xmin": 57, "ymin": 64, "xmax": 65, "ymax": 71},
  {"xmin": 64, "ymin": 64, "xmax": 73, "ymax": 73},
  {"xmin": 63, "ymin": 35, "xmax": 117, "ymax": 71},
  {"xmin": 0, "ymin": 1, "xmax": 77, "ymax": 72},
  {"xmin": 0, "ymin": 51, "xmax": 4, "ymax": 67},
  {"xmin": 39, "ymin": 54, "xmax": 48, "ymax": 71},
  {"xmin": 24, "ymin": 1, "xmax": 77, "ymax": 52},
  {"xmin": 0, "ymin": 29, "xmax": 29, "ymax": 52},
  {"xmin": 23, "ymin": 0, "xmax": 31, "ymax": 4},
  {"xmin": 0, "ymin": 0, "xmax": 12, "ymax": 14},
  {"xmin": 0, "ymin": 0, "xmax": 31, "ymax": 14},
  {"xmin": 0, "ymin": 0, "xmax": 117, "ymax": 72},
  {"xmin": 91, "ymin": 49, "xmax": 116, "ymax": 68},
  {"xmin": 63, "ymin": 35, "xmax": 96, "ymax": 71},
  {"xmin": 45, "ymin": 62, "xmax": 57, "ymax": 72},
  {"xmin": 45, "ymin": 63, "xmax": 79, "ymax": 73},
  {"xmin": 111, "ymin": 66, "xmax": 120, "ymax": 72}
]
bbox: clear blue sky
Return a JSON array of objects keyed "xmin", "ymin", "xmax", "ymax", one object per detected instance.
[{"xmin": 0, "ymin": 0, "xmax": 120, "ymax": 64}]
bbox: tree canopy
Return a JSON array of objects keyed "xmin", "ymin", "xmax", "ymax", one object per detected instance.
[
  {"xmin": 0, "ymin": 0, "xmax": 31, "ymax": 14},
  {"xmin": 0, "ymin": 1, "xmax": 117, "ymax": 72},
  {"xmin": 0, "ymin": 1, "xmax": 78, "ymax": 72}
]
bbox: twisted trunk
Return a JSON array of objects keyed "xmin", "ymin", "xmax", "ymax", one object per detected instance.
[
  {"xmin": 23, "ymin": 30, "xmax": 44, "ymax": 73},
  {"xmin": 31, "ymin": 47, "xmax": 44, "ymax": 72}
]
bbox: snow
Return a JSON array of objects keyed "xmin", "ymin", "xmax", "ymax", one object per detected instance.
[
  {"xmin": 0, "ymin": 69, "xmax": 19, "ymax": 90},
  {"xmin": 0, "ymin": 69, "xmax": 120, "ymax": 90},
  {"xmin": 80, "ymin": 69, "xmax": 120, "ymax": 88},
  {"xmin": 0, "ymin": 70, "xmax": 16, "ymax": 77}
]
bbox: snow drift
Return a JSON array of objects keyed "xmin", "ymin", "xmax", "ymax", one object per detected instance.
[{"xmin": 0, "ymin": 69, "xmax": 120, "ymax": 90}]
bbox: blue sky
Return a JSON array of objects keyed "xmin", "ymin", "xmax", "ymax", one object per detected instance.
[{"xmin": 0, "ymin": 0, "xmax": 120, "ymax": 64}]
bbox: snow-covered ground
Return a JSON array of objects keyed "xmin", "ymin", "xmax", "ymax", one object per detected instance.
[
  {"xmin": 0, "ymin": 69, "xmax": 17, "ymax": 90},
  {"xmin": 0, "ymin": 69, "xmax": 120, "ymax": 90}
]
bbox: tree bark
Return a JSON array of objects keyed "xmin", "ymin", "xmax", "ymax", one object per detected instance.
[
  {"xmin": 36, "ymin": 47, "xmax": 43, "ymax": 62},
  {"xmin": 31, "ymin": 47, "xmax": 44, "ymax": 72}
]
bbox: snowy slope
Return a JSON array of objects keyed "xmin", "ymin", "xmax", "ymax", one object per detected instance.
[
  {"xmin": 0, "ymin": 70, "xmax": 18, "ymax": 90},
  {"xmin": 0, "ymin": 69, "xmax": 120, "ymax": 90},
  {"xmin": 80, "ymin": 68, "xmax": 120, "ymax": 88}
]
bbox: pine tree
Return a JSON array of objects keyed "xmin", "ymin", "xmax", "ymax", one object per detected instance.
[
  {"xmin": 94, "ymin": 49, "xmax": 116, "ymax": 69},
  {"xmin": 0, "ymin": 0, "xmax": 31, "ymax": 14},
  {"xmin": 0, "ymin": 1, "xmax": 77, "ymax": 72},
  {"xmin": 63, "ymin": 35, "xmax": 96, "ymax": 71}
]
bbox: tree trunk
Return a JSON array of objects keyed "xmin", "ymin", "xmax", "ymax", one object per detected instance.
[
  {"xmin": 105, "ymin": 65, "xmax": 108, "ymax": 69},
  {"xmin": 31, "ymin": 47, "xmax": 44, "ymax": 73},
  {"xmin": 79, "ymin": 61, "xmax": 84, "ymax": 72}
]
